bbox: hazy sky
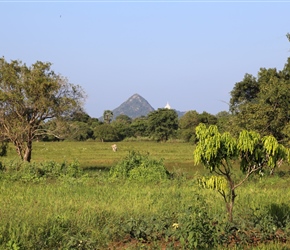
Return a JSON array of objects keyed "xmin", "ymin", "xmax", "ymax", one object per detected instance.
[{"xmin": 1, "ymin": 1, "xmax": 289, "ymax": 118}]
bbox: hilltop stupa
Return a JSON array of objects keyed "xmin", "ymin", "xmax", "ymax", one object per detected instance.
[{"xmin": 164, "ymin": 102, "xmax": 171, "ymax": 109}]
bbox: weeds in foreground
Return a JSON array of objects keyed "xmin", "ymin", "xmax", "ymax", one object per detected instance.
[{"xmin": 0, "ymin": 142, "xmax": 289, "ymax": 249}]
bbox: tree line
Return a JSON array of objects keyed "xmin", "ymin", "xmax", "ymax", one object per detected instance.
[
  {"xmin": 42, "ymin": 47, "xmax": 290, "ymax": 146},
  {"xmin": 1, "ymin": 37, "xmax": 290, "ymax": 223},
  {"xmin": 51, "ymin": 108, "xmax": 219, "ymax": 143},
  {"xmin": 1, "ymin": 34, "xmax": 290, "ymax": 162}
]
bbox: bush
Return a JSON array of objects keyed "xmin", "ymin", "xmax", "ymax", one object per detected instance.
[
  {"xmin": 0, "ymin": 142, "xmax": 8, "ymax": 156},
  {"xmin": 170, "ymin": 195, "xmax": 221, "ymax": 249},
  {"xmin": 0, "ymin": 160, "xmax": 84, "ymax": 182},
  {"xmin": 109, "ymin": 150, "xmax": 171, "ymax": 182}
]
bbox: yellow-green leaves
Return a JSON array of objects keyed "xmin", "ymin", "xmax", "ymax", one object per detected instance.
[
  {"xmin": 194, "ymin": 124, "xmax": 220, "ymax": 167},
  {"xmin": 198, "ymin": 175, "xmax": 229, "ymax": 195},
  {"xmin": 237, "ymin": 130, "xmax": 260, "ymax": 154},
  {"xmin": 263, "ymin": 136, "xmax": 279, "ymax": 156},
  {"xmin": 222, "ymin": 132, "xmax": 237, "ymax": 156},
  {"xmin": 262, "ymin": 135, "xmax": 288, "ymax": 168},
  {"xmin": 195, "ymin": 124, "xmax": 289, "ymax": 173},
  {"xmin": 194, "ymin": 124, "xmax": 238, "ymax": 172},
  {"xmin": 194, "ymin": 123, "xmax": 290, "ymax": 223}
]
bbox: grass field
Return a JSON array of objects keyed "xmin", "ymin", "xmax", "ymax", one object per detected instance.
[
  {"xmin": 6, "ymin": 141, "xmax": 199, "ymax": 175},
  {"xmin": 1, "ymin": 141, "xmax": 290, "ymax": 249}
]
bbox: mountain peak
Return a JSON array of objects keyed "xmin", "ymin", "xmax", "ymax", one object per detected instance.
[{"xmin": 112, "ymin": 93, "xmax": 155, "ymax": 119}]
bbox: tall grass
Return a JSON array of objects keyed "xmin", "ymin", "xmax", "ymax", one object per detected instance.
[
  {"xmin": 1, "ymin": 141, "xmax": 290, "ymax": 249},
  {"xmin": 1, "ymin": 176, "xmax": 290, "ymax": 248}
]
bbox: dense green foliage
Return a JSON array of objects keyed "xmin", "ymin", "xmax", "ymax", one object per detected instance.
[
  {"xmin": 0, "ymin": 155, "xmax": 289, "ymax": 249},
  {"xmin": 94, "ymin": 123, "xmax": 119, "ymax": 142},
  {"xmin": 0, "ymin": 160, "xmax": 83, "ymax": 182},
  {"xmin": 0, "ymin": 141, "xmax": 289, "ymax": 249},
  {"xmin": 109, "ymin": 150, "xmax": 170, "ymax": 181},
  {"xmin": 229, "ymin": 58, "xmax": 290, "ymax": 145},
  {"xmin": 178, "ymin": 110, "xmax": 217, "ymax": 142},
  {"xmin": 17, "ymin": 58, "xmax": 289, "ymax": 148},
  {"xmin": 103, "ymin": 110, "xmax": 113, "ymax": 124},
  {"xmin": 147, "ymin": 108, "xmax": 179, "ymax": 141},
  {"xmin": 0, "ymin": 58, "xmax": 85, "ymax": 162},
  {"xmin": 194, "ymin": 123, "xmax": 289, "ymax": 222}
]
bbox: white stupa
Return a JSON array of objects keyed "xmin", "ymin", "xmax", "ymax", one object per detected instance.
[{"xmin": 164, "ymin": 102, "xmax": 171, "ymax": 109}]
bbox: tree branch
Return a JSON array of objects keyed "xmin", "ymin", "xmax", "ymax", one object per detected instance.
[{"xmin": 233, "ymin": 164, "xmax": 263, "ymax": 190}]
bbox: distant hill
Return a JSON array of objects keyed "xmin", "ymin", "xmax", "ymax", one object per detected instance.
[
  {"xmin": 99, "ymin": 93, "xmax": 186, "ymax": 120},
  {"xmin": 175, "ymin": 110, "xmax": 186, "ymax": 118},
  {"xmin": 112, "ymin": 93, "xmax": 155, "ymax": 119}
]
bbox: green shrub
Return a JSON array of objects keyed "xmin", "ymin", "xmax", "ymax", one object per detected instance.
[
  {"xmin": 0, "ymin": 142, "xmax": 8, "ymax": 156},
  {"xmin": 109, "ymin": 150, "xmax": 171, "ymax": 182},
  {"xmin": 170, "ymin": 195, "xmax": 221, "ymax": 249},
  {"xmin": 0, "ymin": 216, "xmax": 98, "ymax": 250},
  {"xmin": 0, "ymin": 160, "xmax": 83, "ymax": 182}
]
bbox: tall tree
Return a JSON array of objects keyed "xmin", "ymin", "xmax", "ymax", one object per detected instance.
[
  {"xmin": 178, "ymin": 110, "xmax": 217, "ymax": 142},
  {"xmin": 112, "ymin": 114, "xmax": 133, "ymax": 140},
  {"xmin": 103, "ymin": 110, "xmax": 113, "ymax": 124},
  {"xmin": 229, "ymin": 58, "xmax": 290, "ymax": 145},
  {"xmin": 216, "ymin": 111, "xmax": 233, "ymax": 133},
  {"xmin": 147, "ymin": 108, "xmax": 178, "ymax": 141},
  {"xmin": 229, "ymin": 73, "xmax": 259, "ymax": 113},
  {"xmin": 179, "ymin": 110, "xmax": 200, "ymax": 129},
  {"xmin": 130, "ymin": 116, "xmax": 149, "ymax": 138},
  {"xmin": 93, "ymin": 123, "xmax": 118, "ymax": 142},
  {"xmin": 114, "ymin": 114, "xmax": 132, "ymax": 124},
  {"xmin": 0, "ymin": 58, "xmax": 85, "ymax": 162},
  {"xmin": 70, "ymin": 110, "xmax": 91, "ymax": 123},
  {"xmin": 178, "ymin": 110, "xmax": 200, "ymax": 142}
]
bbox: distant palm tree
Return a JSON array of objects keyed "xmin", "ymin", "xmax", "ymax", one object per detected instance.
[{"xmin": 103, "ymin": 110, "xmax": 113, "ymax": 124}]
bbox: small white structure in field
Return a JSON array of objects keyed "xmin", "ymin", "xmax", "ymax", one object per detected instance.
[{"xmin": 111, "ymin": 144, "xmax": 117, "ymax": 152}]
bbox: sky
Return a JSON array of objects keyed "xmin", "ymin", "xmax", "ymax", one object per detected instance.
[{"xmin": 1, "ymin": 1, "xmax": 290, "ymax": 118}]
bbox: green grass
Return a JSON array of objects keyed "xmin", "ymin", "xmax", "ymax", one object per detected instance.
[
  {"xmin": 1, "ymin": 177, "xmax": 290, "ymax": 249},
  {"xmin": 6, "ymin": 141, "xmax": 199, "ymax": 175},
  {"xmin": 1, "ymin": 141, "xmax": 290, "ymax": 249}
]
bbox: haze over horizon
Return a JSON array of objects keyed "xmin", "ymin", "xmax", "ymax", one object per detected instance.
[{"xmin": 1, "ymin": 1, "xmax": 289, "ymax": 118}]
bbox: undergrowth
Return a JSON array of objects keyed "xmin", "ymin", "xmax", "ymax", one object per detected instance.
[
  {"xmin": 0, "ymin": 147, "xmax": 289, "ymax": 249},
  {"xmin": 109, "ymin": 150, "xmax": 171, "ymax": 182},
  {"xmin": 0, "ymin": 159, "xmax": 84, "ymax": 182}
]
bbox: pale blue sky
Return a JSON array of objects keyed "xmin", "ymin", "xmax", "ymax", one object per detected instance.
[{"xmin": 1, "ymin": 1, "xmax": 289, "ymax": 118}]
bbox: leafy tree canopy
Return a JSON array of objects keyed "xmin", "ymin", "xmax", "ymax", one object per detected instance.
[
  {"xmin": 130, "ymin": 116, "xmax": 149, "ymax": 138},
  {"xmin": 178, "ymin": 110, "xmax": 217, "ymax": 142},
  {"xmin": 194, "ymin": 123, "xmax": 289, "ymax": 221},
  {"xmin": 229, "ymin": 73, "xmax": 259, "ymax": 113},
  {"xmin": 70, "ymin": 110, "xmax": 91, "ymax": 123},
  {"xmin": 103, "ymin": 110, "xmax": 113, "ymax": 124},
  {"xmin": 114, "ymin": 114, "xmax": 132, "ymax": 124},
  {"xmin": 229, "ymin": 57, "xmax": 290, "ymax": 145},
  {"xmin": 0, "ymin": 58, "xmax": 85, "ymax": 161},
  {"xmin": 112, "ymin": 115, "xmax": 133, "ymax": 140},
  {"xmin": 147, "ymin": 108, "xmax": 178, "ymax": 142},
  {"xmin": 94, "ymin": 123, "xmax": 119, "ymax": 142}
]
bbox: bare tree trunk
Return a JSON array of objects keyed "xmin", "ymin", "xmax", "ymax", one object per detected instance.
[
  {"xmin": 226, "ymin": 188, "xmax": 236, "ymax": 222},
  {"xmin": 23, "ymin": 140, "xmax": 32, "ymax": 162},
  {"xmin": 24, "ymin": 128, "xmax": 33, "ymax": 162},
  {"xmin": 226, "ymin": 175, "xmax": 237, "ymax": 222},
  {"xmin": 14, "ymin": 140, "xmax": 24, "ymax": 161}
]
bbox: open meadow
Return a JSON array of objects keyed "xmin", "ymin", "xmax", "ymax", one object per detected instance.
[
  {"xmin": 6, "ymin": 141, "xmax": 198, "ymax": 176},
  {"xmin": 1, "ymin": 141, "xmax": 290, "ymax": 249}
]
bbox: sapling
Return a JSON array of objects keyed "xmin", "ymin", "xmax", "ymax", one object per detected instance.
[{"xmin": 194, "ymin": 123, "xmax": 289, "ymax": 222}]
